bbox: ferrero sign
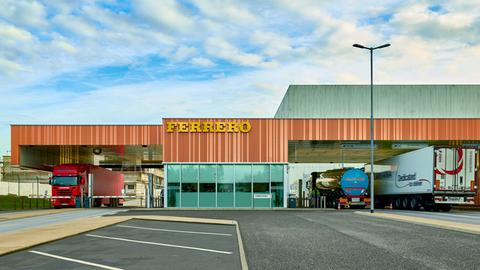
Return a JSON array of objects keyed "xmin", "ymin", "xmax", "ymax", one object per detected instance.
[{"xmin": 166, "ymin": 121, "xmax": 252, "ymax": 133}]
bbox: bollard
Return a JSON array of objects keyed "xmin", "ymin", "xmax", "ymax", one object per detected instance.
[{"xmin": 337, "ymin": 202, "xmax": 341, "ymax": 210}]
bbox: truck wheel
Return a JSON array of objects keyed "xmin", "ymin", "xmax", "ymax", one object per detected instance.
[
  {"xmin": 409, "ymin": 197, "xmax": 420, "ymax": 210},
  {"xmin": 394, "ymin": 198, "xmax": 402, "ymax": 209},
  {"xmin": 401, "ymin": 198, "xmax": 409, "ymax": 209}
]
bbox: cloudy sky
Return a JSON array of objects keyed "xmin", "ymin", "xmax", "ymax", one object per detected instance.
[{"xmin": 1, "ymin": 0, "xmax": 480, "ymax": 155}]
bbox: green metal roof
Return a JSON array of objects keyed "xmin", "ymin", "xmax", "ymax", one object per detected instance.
[{"xmin": 274, "ymin": 85, "xmax": 480, "ymax": 118}]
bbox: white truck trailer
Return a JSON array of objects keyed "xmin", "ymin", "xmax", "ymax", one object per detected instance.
[{"xmin": 375, "ymin": 146, "xmax": 477, "ymax": 211}]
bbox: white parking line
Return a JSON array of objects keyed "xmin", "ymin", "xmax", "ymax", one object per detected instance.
[
  {"xmin": 29, "ymin": 250, "xmax": 123, "ymax": 270},
  {"xmin": 116, "ymin": 224, "xmax": 233, "ymax": 236},
  {"xmin": 85, "ymin": 234, "xmax": 233, "ymax": 255}
]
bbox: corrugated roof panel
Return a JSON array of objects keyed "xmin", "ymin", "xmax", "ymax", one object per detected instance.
[{"xmin": 274, "ymin": 85, "xmax": 480, "ymax": 118}]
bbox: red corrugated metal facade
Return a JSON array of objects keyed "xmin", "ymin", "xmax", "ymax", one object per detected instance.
[
  {"xmin": 163, "ymin": 118, "xmax": 480, "ymax": 162},
  {"xmin": 11, "ymin": 119, "xmax": 480, "ymax": 164},
  {"xmin": 10, "ymin": 125, "xmax": 163, "ymax": 165}
]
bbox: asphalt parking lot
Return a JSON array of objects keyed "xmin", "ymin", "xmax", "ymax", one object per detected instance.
[
  {"xmin": 112, "ymin": 210, "xmax": 480, "ymax": 270},
  {"xmin": 0, "ymin": 219, "xmax": 241, "ymax": 270}
]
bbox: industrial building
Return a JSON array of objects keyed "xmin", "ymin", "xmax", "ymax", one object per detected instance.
[{"xmin": 9, "ymin": 85, "xmax": 480, "ymax": 207}]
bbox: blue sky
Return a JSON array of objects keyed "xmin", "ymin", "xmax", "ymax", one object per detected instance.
[{"xmin": 1, "ymin": 0, "xmax": 480, "ymax": 155}]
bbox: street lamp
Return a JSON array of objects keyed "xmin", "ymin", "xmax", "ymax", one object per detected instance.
[{"xmin": 353, "ymin": 43, "xmax": 390, "ymax": 214}]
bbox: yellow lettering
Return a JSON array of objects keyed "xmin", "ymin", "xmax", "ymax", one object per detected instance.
[
  {"xmin": 215, "ymin": 122, "xmax": 226, "ymax": 132},
  {"xmin": 178, "ymin": 122, "xmax": 189, "ymax": 132},
  {"xmin": 166, "ymin": 122, "xmax": 177, "ymax": 132},
  {"xmin": 166, "ymin": 121, "xmax": 251, "ymax": 133},
  {"xmin": 203, "ymin": 122, "xmax": 214, "ymax": 132},
  {"xmin": 190, "ymin": 122, "xmax": 201, "ymax": 132},
  {"xmin": 227, "ymin": 122, "xmax": 239, "ymax": 132},
  {"xmin": 239, "ymin": 121, "xmax": 252, "ymax": 133}
]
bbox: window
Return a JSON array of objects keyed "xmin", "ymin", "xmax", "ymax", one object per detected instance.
[
  {"xmin": 235, "ymin": 165, "xmax": 252, "ymax": 207},
  {"xmin": 217, "ymin": 165, "xmax": 234, "ymax": 207},
  {"xmin": 253, "ymin": 165, "xmax": 270, "ymax": 207},
  {"xmin": 181, "ymin": 165, "xmax": 198, "ymax": 207},
  {"xmin": 199, "ymin": 165, "xmax": 216, "ymax": 207}
]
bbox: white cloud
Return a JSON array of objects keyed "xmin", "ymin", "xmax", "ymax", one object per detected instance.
[
  {"xmin": 50, "ymin": 38, "xmax": 78, "ymax": 54},
  {"xmin": 251, "ymin": 31, "xmax": 292, "ymax": 57},
  {"xmin": 205, "ymin": 37, "xmax": 263, "ymax": 67},
  {"xmin": 391, "ymin": 3, "xmax": 478, "ymax": 40},
  {"xmin": 0, "ymin": 58, "xmax": 26, "ymax": 76},
  {"xmin": 133, "ymin": 0, "xmax": 195, "ymax": 33},
  {"xmin": 0, "ymin": 23, "xmax": 34, "ymax": 46},
  {"xmin": 0, "ymin": 0, "xmax": 48, "ymax": 28},
  {"xmin": 190, "ymin": 57, "xmax": 215, "ymax": 67},
  {"xmin": 52, "ymin": 14, "xmax": 97, "ymax": 38},
  {"xmin": 191, "ymin": 0, "xmax": 258, "ymax": 25},
  {"xmin": 171, "ymin": 46, "xmax": 197, "ymax": 62}
]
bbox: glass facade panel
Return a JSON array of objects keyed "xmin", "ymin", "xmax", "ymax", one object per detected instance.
[
  {"xmin": 217, "ymin": 183, "xmax": 234, "ymax": 207},
  {"xmin": 217, "ymin": 165, "xmax": 234, "ymax": 207},
  {"xmin": 199, "ymin": 165, "xmax": 216, "ymax": 207},
  {"xmin": 271, "ymin": 182, "xmax": 284, "ymax": 208},
  {"xmin": 167, "ymin": 182, "xmax": 180, "ymax": 207},
  {"xmin": 235, "ymin": 165, "xmax": 252, "ymax": 207},
  {"xmin": 181, "ymin": 182, "xmax": 198, "ymax": 207},
  {"xmin": 199, "ymin": 165, "xmax": 216, "ymax": 183},
  {"xmin": 252, "ymin": 165, "xmax": 269, "ymax": 183},
  {"xmin": 218, "ymin": 165, "xmax": 234, "ymax": 183},
  {"xmin": 235, "ymin": 165, "xmax": 251, "ymax": 183},
  {"xmin": 182, "ymin": 165, "xmax": 198, "ymax": 183},
  {"xmin": 166, "ymin": 164, "xmax": 284, "ymax": 208},
  {"xmin": 271, "ymin": 165, "xmax": 284, "ymax": 182},
  {"xmin": 252, "ymin": 164, "xmax": 270, "ymax": 207},
  {"xmin": 199, "ymin": 183, "xmax": 215, "ymax": 207},
  {"xmin": 167, "ymin": 165, "xmax": 181, "ymax": 183},
  {"xmin": 235, "ymin": 182, "xmax": 252, "ymax": 207}
]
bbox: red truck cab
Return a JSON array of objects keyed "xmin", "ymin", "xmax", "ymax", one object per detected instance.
[{"xmin": 51, "ymin": 164, "xmax": 88, "ymax": 208}]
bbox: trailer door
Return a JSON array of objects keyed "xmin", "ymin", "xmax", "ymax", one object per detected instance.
[{"xmin": 435, "ymin": 148, "xmax": 476, "ymax": 192}]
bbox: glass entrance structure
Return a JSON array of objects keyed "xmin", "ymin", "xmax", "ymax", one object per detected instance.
[{"xmin": 165, "ymin": 163, "xmax": 286, "ymax": 208}]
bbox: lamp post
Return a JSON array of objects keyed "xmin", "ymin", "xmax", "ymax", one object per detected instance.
[{"xmin": 353, "ymin": 43, "xmax": 390, "ymax": 214}]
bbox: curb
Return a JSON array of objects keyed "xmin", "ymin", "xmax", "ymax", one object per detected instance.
[
  {"xmin": 131, "ymin": 208, "xmax": 334, "ymax": 211},
  {"xmin": 354, "ymin": 211, "xmax": 480, "ymax": 235}
]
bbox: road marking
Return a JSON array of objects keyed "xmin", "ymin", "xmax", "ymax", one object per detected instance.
[
  {"xmin": 85, "ymin": 234, "xmax": 233, "ymax": 255},
  {"xmin": 382, "ymin": 211, "xmax": 480, "ymax": 220},
  {"xmin": 116, "ymin": 224, "xmax": 233, "ymax": 236},
  {"xmin": 29, "ymin": 250, "xmax": 123, "ymax": 270}
]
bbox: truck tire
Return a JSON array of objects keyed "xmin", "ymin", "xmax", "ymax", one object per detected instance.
[
  {"xmin": 394, "ymin": 198, "xmax": 402, "ymax": 209},
  {"xmin": 401, "ymin": 197, "xmax": 409, "ymax": 209},
  {"xmin": 409, "ymin": 197, "xmax": 420, "ymax": 210}
]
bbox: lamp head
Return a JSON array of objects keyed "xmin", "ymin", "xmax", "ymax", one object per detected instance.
[{"xmin": 353, "ymin": 43, "xmax": 368, "ymax": 49}]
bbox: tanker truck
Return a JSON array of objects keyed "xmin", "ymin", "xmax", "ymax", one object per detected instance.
[
  {"xmin": 50, "ymin": 164, "xmax": 124, "ymax": 208},
  {"xmin": 374, "ymin": 146, "xmax": 478, "ymax": 211},
  {"xmin": 310, "ymin": 168, "xmax": 370, "ymax": 208}
]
